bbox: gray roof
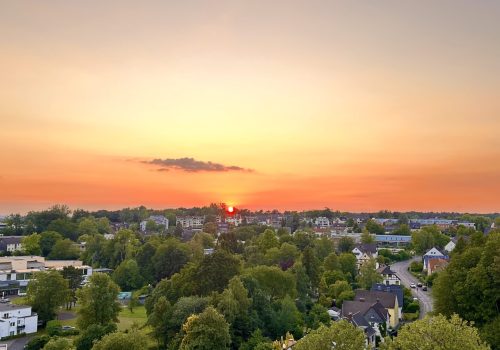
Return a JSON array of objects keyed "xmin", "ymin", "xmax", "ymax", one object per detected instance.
[
  {"xmin": 0, "ymin": 303, "xmax": 30, "ymax": 312},
  {"xmin": 371, "ymin": 284, "xmax": 404, "ymax": 306},
  {"xmin": 354, "ymin": 289, "xmax": 397, "ymax": 308},
  {"xmin": 355, "ymin": 243, "xmax": 377, "ymax": 254}
]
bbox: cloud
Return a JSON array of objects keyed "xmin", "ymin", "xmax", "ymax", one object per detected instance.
[{"xmin": 144, "ymin": 157, "xmax": 254, "ymax": 173}]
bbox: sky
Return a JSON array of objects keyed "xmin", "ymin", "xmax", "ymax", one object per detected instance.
[{"xmin": 1, "ymin": 1, "xmax": 499, "ymax": 214}]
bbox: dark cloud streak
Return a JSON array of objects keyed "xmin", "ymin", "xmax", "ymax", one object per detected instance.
[{"xmin": 144, "ymin": 157, "xmax": 254, "ymax": 173}]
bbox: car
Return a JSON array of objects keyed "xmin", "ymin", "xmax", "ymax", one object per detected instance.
[
  {"xmin": 417, "ymin": 283, "xmax": 423, "ymax": 287},
  {"xmin": 413, "ymin": 297, "xmax": 419, "ymax": 301},
  {"xmin": 410, "ymin": 283, "xmax": 416, "ymax": 288},
  {"xmin": 61, "ymin": 326, "xmax": 76, "ymax": 330},
  {"xmin": 422, "ymin": 286, "xmax": 428, "ymax": 291}
]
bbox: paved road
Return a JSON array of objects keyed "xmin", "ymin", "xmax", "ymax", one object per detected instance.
[
  {"xmin": 391, "ymin": 256, "xmax": 433, "ymax": 318},
  {"xmin": 4, "ymin": 335, "xmax": 32, "ymax": 350}
]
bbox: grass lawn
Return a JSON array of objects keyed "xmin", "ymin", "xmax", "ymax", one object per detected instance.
[{"xmin": 117, "ymin": 305, "xmax": 148, "ymax": 331}]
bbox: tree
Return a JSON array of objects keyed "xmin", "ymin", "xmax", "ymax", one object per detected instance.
[
  {"xmin": 337, "ymin": 237, "xmax": 355, "ymax": 253},
  {"xmin": 243, "ymin": 265, "xmax": 296, "ymax": 300},
  {"xmin": 77, "ymin": 217, "xmax": 99, "ymax": 236},
  {"xmin": 196, "ymin": 250, "xmax": 241, "ymax": 294},
  {"xmin": 293, "ymin": 320, "xmax": 366, "ymax": 350},
  {"xmin": 256, "ymin": 229, "xmax": 279, "ymax": 253},
  {"xmin": 47, "ymin": 218, "xmax": 78, "ymax": 241},
  {"xmin": 338, "ymin": 253, "xmax": 357, "ymax": 282},
  {"xmin": 76, "ymin": 273, "xmax": 121, "ymax": 330},
  {"xmin": 383, "ymin": 314, "xmax": 490, "ymax": 350},
  {"xmin": 356, "ymin": 258, "xmax": 382, "ymax": 289},
  {"xmin": 61, "ymin": 266, "xmax": 83, "ymax": 309},
  {"xmin": 74, "ymin": 324, "xmax": 117, "ymax": 350},
  {"xmin": 180, "ymin": 307, "xmax": 231, "ymax": 350},
  {"xmin": 365, "ymin": 219, "xmax": 385, "ymax": 235},
  {"xmin": 135, "ymin": 241, "xmax": 157, "ymax": 284},
  {"xmin": 303, "ymin": 247, "xmax": 321, "ymax": 289},
  {"xmin": 270, "ymin": 295, "xmax": 304, "ymax": 339},
  {"xmin": 39, "ymin": 231, "xmax": 63, "ymax": 257},
  {"xmin": 42, "ymin": 338, "xmax": 74, "ymax": 350},
  {"xmin": 148, "ymin": 296, "xmax": 173, "ymax": 347},
  {"xmin": 48, "ymin": 239, "xmax": 80, "ymax": 260},
  {"xmin": 203, "ymin": 222, "xmax": 218, "ymax": 235},
  {"xmin": 27, "ymin": 271, "xmax": 69, "ymax": 323},
  {"xmin": 92, "ymin": 330, "xmax": 149, "ymax": 350},
  {"xmin": 361, "ymin": 231, "xmax": 375, "ymax": 244},
  {"xmin": 152, "ymin": 238, "xmax": 190, "ymax": 281},
  {"xmin": 323, "ymin": 252, "xmax": 340, "ymax": 271},
  {"xmin": 411, "ymin": 226, "xmax": 449, "ymax": 254},
  {"xmin": 112, "ymin": 259, "xmax": 144, "ymax": 291},
  {"xmin": 22, "ymin": 233, "xmax": 42, "ymax": 255},
  {"xmin": 326, "ymin": 280, "xmax": 354, "ymax": 306}
]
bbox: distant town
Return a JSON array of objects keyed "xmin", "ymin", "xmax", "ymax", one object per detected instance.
[{"xmin": 0, "ymin": 204, "xmax": 497, "ymax": 349}]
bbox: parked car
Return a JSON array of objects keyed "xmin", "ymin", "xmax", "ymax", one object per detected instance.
[
  {"xmin": 422, "ymin": 286, "xmax": 428, "ymax": 291},
  {"xmin": 410, "ymin": 283, "xmax": 416, "ymax": 288},
  {"xmin": 417, "ymin": 283, "xmax": 423, "ymax": 287},
  {"xmin": 61, "ymin": 326, "xmax": 75, "ymax": 330}
]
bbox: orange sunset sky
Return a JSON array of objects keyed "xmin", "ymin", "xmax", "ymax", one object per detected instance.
[{"xmin": 1, "ymin": 1, "xmax": 499, "ymax": 214}]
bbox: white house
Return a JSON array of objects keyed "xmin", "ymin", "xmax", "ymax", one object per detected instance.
[
  {"xmin": 423, "ymin": 247, "xmax": 447, "ymax": 271},
  {"xmin": 377, "ymin": 265, "xmax": 401, "ymax": 286},
  {"xmin": 314, "ymin": 217, "xmax": 331, "ymax": 228},
  {"xmin": 352, "ymin": 244, "xmax": 378, "ymax": 268},
  {"xmin": 176, "ymin": 216, "xmax": 204, "ymax": 230},
  {"xmin": 140, "ymin": 215, "xmax": 169, "ymax": 232},
  {"xmin": 0, "ymin": 304, "xmax": 37, "ymax": 338},
  {"xmin": 444, "ymin": 240, "xmax": 456, "ymax": 253}
]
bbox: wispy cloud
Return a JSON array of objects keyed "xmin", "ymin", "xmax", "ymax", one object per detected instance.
[{"xmin": 144, "ymin": 157, "xmax": 254, "ymax": 173}]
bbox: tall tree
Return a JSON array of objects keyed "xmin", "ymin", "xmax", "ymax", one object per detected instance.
[
  {"xmin": 112, "ymin": 259, "xmax": 144, "ymax": 291},
  {"xmin": 76, "ymin": 273, "xmax": 121, "ymax": 330},
  {"xmin": 294, "ymin": 320, "xmax": 366, "ymax": 350},
  {"xmin": 383, "ymin": 314, "xmax": 490, "ymax": 350},
  {"xmin": 356, "ymin": 258, "xmax": 382, "ymax": 289},
  {"xmin": 61, "ymin": 266, "xmax": 84, "ymax": 309},
  {"xmin": 22, "ymin": 233, "xmax": 42, "ymax": 255},
  {"xmin": 92, "ymin": 330, "xmax": 149, "ymax": 350},
  {"xmin": 180, "ymin": 307, "xmax": 231, "ymax": 350},
  {"xmin": 27, "ymin": 271, "xmax": 69, "ymax": 323},
  {"xmin": 152, "ymin": 238, "xmax": 190, "ymax": 281}
]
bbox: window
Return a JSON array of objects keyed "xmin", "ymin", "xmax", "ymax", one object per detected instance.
[
  {"xmin": 3, "ymin": 313, "xmax": 9, "ymax": 319},
  {"xmin": 10, "ymin": 322, "xmax": 15, "ymax": 326},
  {"xmin": 9, "ymin": 331, "xmax": 14, "ymax": 336},
  {"xmin": 6, "ymin": 274, "xmax": 11, "ymax": 280}
]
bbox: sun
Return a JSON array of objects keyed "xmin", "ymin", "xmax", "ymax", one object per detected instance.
[{"xmin": 227, "ymin": 206, "xmax": 234, "ymax": 213}]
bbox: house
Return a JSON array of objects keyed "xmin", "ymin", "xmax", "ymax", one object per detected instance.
[
  {"xmin": 354, "ymin": 289, "xmax": 399, "ymax": 328},
  {"xmin": 423, "ymin": 247, "xmax": 447, "ymax": 271},
  {"xmin": 375, "ymin": 235, "xmax": 412, "ymax": 247},
  {"xmin": 0, "ymin": 237, "xmax": 23, "ymax": 253},
  {"xmin": 0, "ymin": 256, "xmax": 92, "ymax": 296},
  {"xmin": 370, "ymin": 284, "xmax": 404, "ymax": 320},
  {"xmin": 428, "ymin": 258, "xmax": 448, "ymax": 276},
  {"xmin": 140, "ymin": 215, "xmax": 169, "ymax": 232},
  {"xmin": 0, "ymin": 304, "xmax": 38, "ymax": 339},
  {"xmin": 314, "ymin": 217, "xmax": 330, "ymax": 228},
  {"xmin": 342, "ymin": 300, "xmax": 389, "ymax": 348},
  {"xmin": 352, "ymin": 244, "xmax": 378, "ymax": 268},
  {"xmin": 444, "ymin": 239, "xmax": 456, "ymax": 253},
  {"xmin": 176, "ymin": 216, "xmax": 204, "ymax": 230},
  {"xmin": 376, "ymin": 265, "xmax": 401, "ymax": 286}
]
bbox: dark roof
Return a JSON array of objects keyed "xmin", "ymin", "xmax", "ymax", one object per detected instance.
[
  {"xmin": 0, "ymin": 303, "xmax": 30, "ymax": 312},
  {"xmin": 355, "ymin": 243, "xmax": 377, "ymax": 254},
  {"xmin": 377, "ymin": 265, "xmax": 395, "ymax": 275},
  {"xmin": 342, "ymin": 300, "xmax": 387, "ymax": 321},
  {"xmin": 0, "ymin": 236, "xmax": 22, "ymax": 251},
  {"xmin": 371, "ymin": 284, "xmax": 404, "ymax": 306},
  {"xmin": 354, "ymin": 289, "xmax": 397, "ymax": 308}
]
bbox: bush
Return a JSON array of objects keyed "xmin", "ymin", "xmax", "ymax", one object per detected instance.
[
  {"xmin": 405, "ymin": 301, "xmax": 420, "ymax": 313},
  {"xmin": 25, "ymin": 335, "xmax": 51, "ymax": 350},
  {"xmin": 46, "ymin": 320, "xmax": 62, "ymax": 336},
  {"xmin": 410, "ymin": 261, "xmax": 423, "ymax": 272}
]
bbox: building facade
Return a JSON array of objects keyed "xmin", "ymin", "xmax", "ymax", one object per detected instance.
[{"xmin": 0, "ymin": 304, "xmax": 37, "ymax": 339}]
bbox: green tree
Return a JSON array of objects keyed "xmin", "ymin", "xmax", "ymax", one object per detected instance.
[
  {"xmin": 196, "ymin": 250, "xmax": 241, "ymax": 294},
  {"xmin": 39, "ymin": 231, "xmax": 63, "ymax": 257},
  {"xmin": 61, "ymin": 266, "xmax": 83, "ymax": 309},
  {"xmin": 22, "ymin": 233, "xmax": 42, "ymax": 255},
  {"xmin": 74, "ymin": 324, "xmax": 117, "ymax": 350},
  {"xmin": 77, "ymin": 217, "xmax": 99, "ymax": 236},
  {"xmin": 47, "ymin": 218, "xmax": 78, "ymax": 241},
  {"xmin": 148, "ymin": 296, "xmax": 173, "ymax": 347},
  {"xmin": 337, "ymin": 237, "xmax": 355, "ymax": 253},
  {"xmin": 76, "ymin": 273, "xmax": 121, "ymax": 330},
  {"xmin": 365, "ymin": 219, "xmax": 385, "ymax": 235},
  {"xmin": 361, "ymin": 231, "xmax": 375, "ymax": 244},
  {"xmin": 180, "ymin": 307, "xmax": 231, "ymax": 350},
  {"xmin": 383, "ymin": 314, "xmax": 490, "ymax": 350},
  {"xmin": 323, "ymin": 252, "xmax": 340, "ymax": 271},
  {"xmin": 112, "ymin": 259, "xmax": 144, "ymax": 291},
  {"xmin": 303, "ymin": 247, "xmax": 321, "ymax": 289},
  {"xmin": 338, "ymin": 253, "xmax": 357, "ymax": 282},
  {"xmin": 356, "ymin": 258, "xmax": 382, "ymax": 289},
  {"xmin": 257, "ymin": 229, "xmax": 279, "ymax": 253},
  {"xmin": 270, "ymin": 295, "xmax": 304, "ymax": 339},
  {"xmin": 27, "ymin": 271, "xmax": 69, "ymax": 323},
  {"xmin": 243, "ymin": 265, "xmax": 296, "ymax": 300},
  {"xmin": 152, "ymin": 238, "xmax": 190, "ymax": 281},
  {"xmin": 294, "ymin": 320, "xmax": 366, "ymax": 350},
  {"xmin": 42, "ymin": 338, "xmax": 74, "ymax": 350},
  {"xmin": 92, "ymin": 330, "xmax": 149, "ymax": 350},
  {"xmin": 48, "ymin": 239, "xmax": 80, "ymax": 260}
]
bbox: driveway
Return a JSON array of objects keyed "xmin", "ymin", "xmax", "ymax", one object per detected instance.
[
  {"xmin": 4, "ymin": 335, "xmax": 32, "ymax": 350},
  {"xmin": 391, "ymin": 256, "xmax": 433, "ymax": 318}
]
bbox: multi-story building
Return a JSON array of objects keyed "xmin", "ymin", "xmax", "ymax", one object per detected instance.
[
  {"xmin": 0, "ymin": 256, "xmax": 92, "ymax": 296},
  {"xmin": 0, "ymin": 304, "xmax": 37, "ymax": 338},
  {"xmin": 0, "ymin": 237, "xmax": 23, "ymax": 253},
  {"xmin": 176, "ymin": 216, "xmax": 204, "ymax": 230},
  {"xmin": 140, "ymin": 215, "xmax": 169, "ymax": 232},
  {"xmin": 314, "ymin": 217, "xmax": 330, "ymax": 228}
]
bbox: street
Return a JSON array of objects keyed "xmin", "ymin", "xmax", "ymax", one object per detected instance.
[{"xmin": 391, "ymin": 256, "xmax": 433, "ymax": 318}]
